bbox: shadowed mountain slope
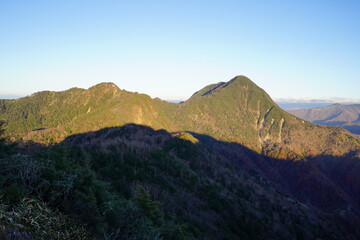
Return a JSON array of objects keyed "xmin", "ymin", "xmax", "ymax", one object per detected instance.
[
  {"xmin": 289, "ymin": 104, "xmax": 360, "ymax": 134},
  {"xmin": 54, "ymin": 124, "xmax": 360, "ymax": 239},
  {"xmin": 2, "ymin": 124, "xmax": 359, "ymax": 239}
]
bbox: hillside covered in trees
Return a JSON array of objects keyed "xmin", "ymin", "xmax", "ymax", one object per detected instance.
[{"xmin": 1, "ymin": 76, "xmax": 360, "ymax": 239}]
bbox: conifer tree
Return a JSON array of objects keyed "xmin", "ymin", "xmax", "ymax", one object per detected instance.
[{"xmin": 134, "ymin": 185, "xmax": 163, "ymax": 226}]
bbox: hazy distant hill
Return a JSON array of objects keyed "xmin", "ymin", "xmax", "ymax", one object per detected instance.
[
  {"xmin": 276, "ymin": 102, "xmax": 334, "ymax": 110},
  {"xmin": 289, "ymin": 104, "xmax": 360, "ymax": 134}
]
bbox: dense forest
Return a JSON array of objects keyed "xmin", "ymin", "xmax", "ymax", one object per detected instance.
[
  {"xmin": 1, "ymin": 121, "xmax": 359, "ymax": 239},
  {"xmin": 0, "ymin": 122, "xmax": 192, "ymax": 239}
]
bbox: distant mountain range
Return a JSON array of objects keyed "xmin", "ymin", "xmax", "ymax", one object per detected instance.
[
  {"xmin": 276, "ymin": 102, "xmax": 340, "ymax": 110},
  {"xmin": 1, "ymin": 76, "xmax": 360, "ymax": 239},
  {"xmin": 289, "ymin": 104, "xmax": 360, "ymax": 135},
  {"xmin": 276, "ymin": 97, "xmax": 360, "ymax": 110}
]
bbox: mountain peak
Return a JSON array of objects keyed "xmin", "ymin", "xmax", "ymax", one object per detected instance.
[
  {"xmin": 229, "ymin": 75, "xmax": 253, "ymax": 83},
  {"xmin": 188, "ymin": 75, "xmax": 271, "ymax": 106},
  {"xmin": 330, "ymin": 103, "xmax": 341, "ymax": 107},
  {"xmin": 225, "ymin": 75, "xmax": 263, "ymax": 90},
  {"xmin": 189, "ymin": 75, "xmax": 258, "ymax": 100}
]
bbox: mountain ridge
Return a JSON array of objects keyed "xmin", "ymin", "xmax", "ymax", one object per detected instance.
[{"xmin": 1, "ymin": 76, "xmax": 359, "ymax": 158}]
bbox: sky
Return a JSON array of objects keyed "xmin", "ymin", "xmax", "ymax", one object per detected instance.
[{"xmin": 0, "ymin": 0, "xmax": 359, "ymax": 101}]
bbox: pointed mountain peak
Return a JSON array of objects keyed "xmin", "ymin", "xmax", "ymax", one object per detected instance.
[
  {"xmin": 221, "ymin": 75, "xmax": 265, "ymax": 91},
  {"xmin": 188, "ymin": 75, "xmax": 270, "ymax": 103},
  {"xmin": 228, "ymin": 75, "xmax": 255, "ymax": 84}
]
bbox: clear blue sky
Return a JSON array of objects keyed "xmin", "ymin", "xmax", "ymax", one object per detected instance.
[{"xmin": 1, "ymin": 0, "xmax": 359, "ymax": 100}]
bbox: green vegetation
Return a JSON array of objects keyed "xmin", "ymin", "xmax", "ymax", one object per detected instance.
[
  {"xmin": 0, "ymin": 198, "xmax": 91, "ymax": 240},
  {"xmin": 176, "ymin": 132, "xmax": 199, "ymax": 144},
  {"xmin": 0, "ymin": 76, "xmax": 359, "ymax": 239},
  {"xmin": 0, "ymin": 83, "xmax": 176, "ymax": 143},
  {"xmin": 0, "ymin": 127, "xmax": 193, "ymax": 239},
  {"xmin": 1, "ymin": 76, "xmax": 359, "ymax": 157}
]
